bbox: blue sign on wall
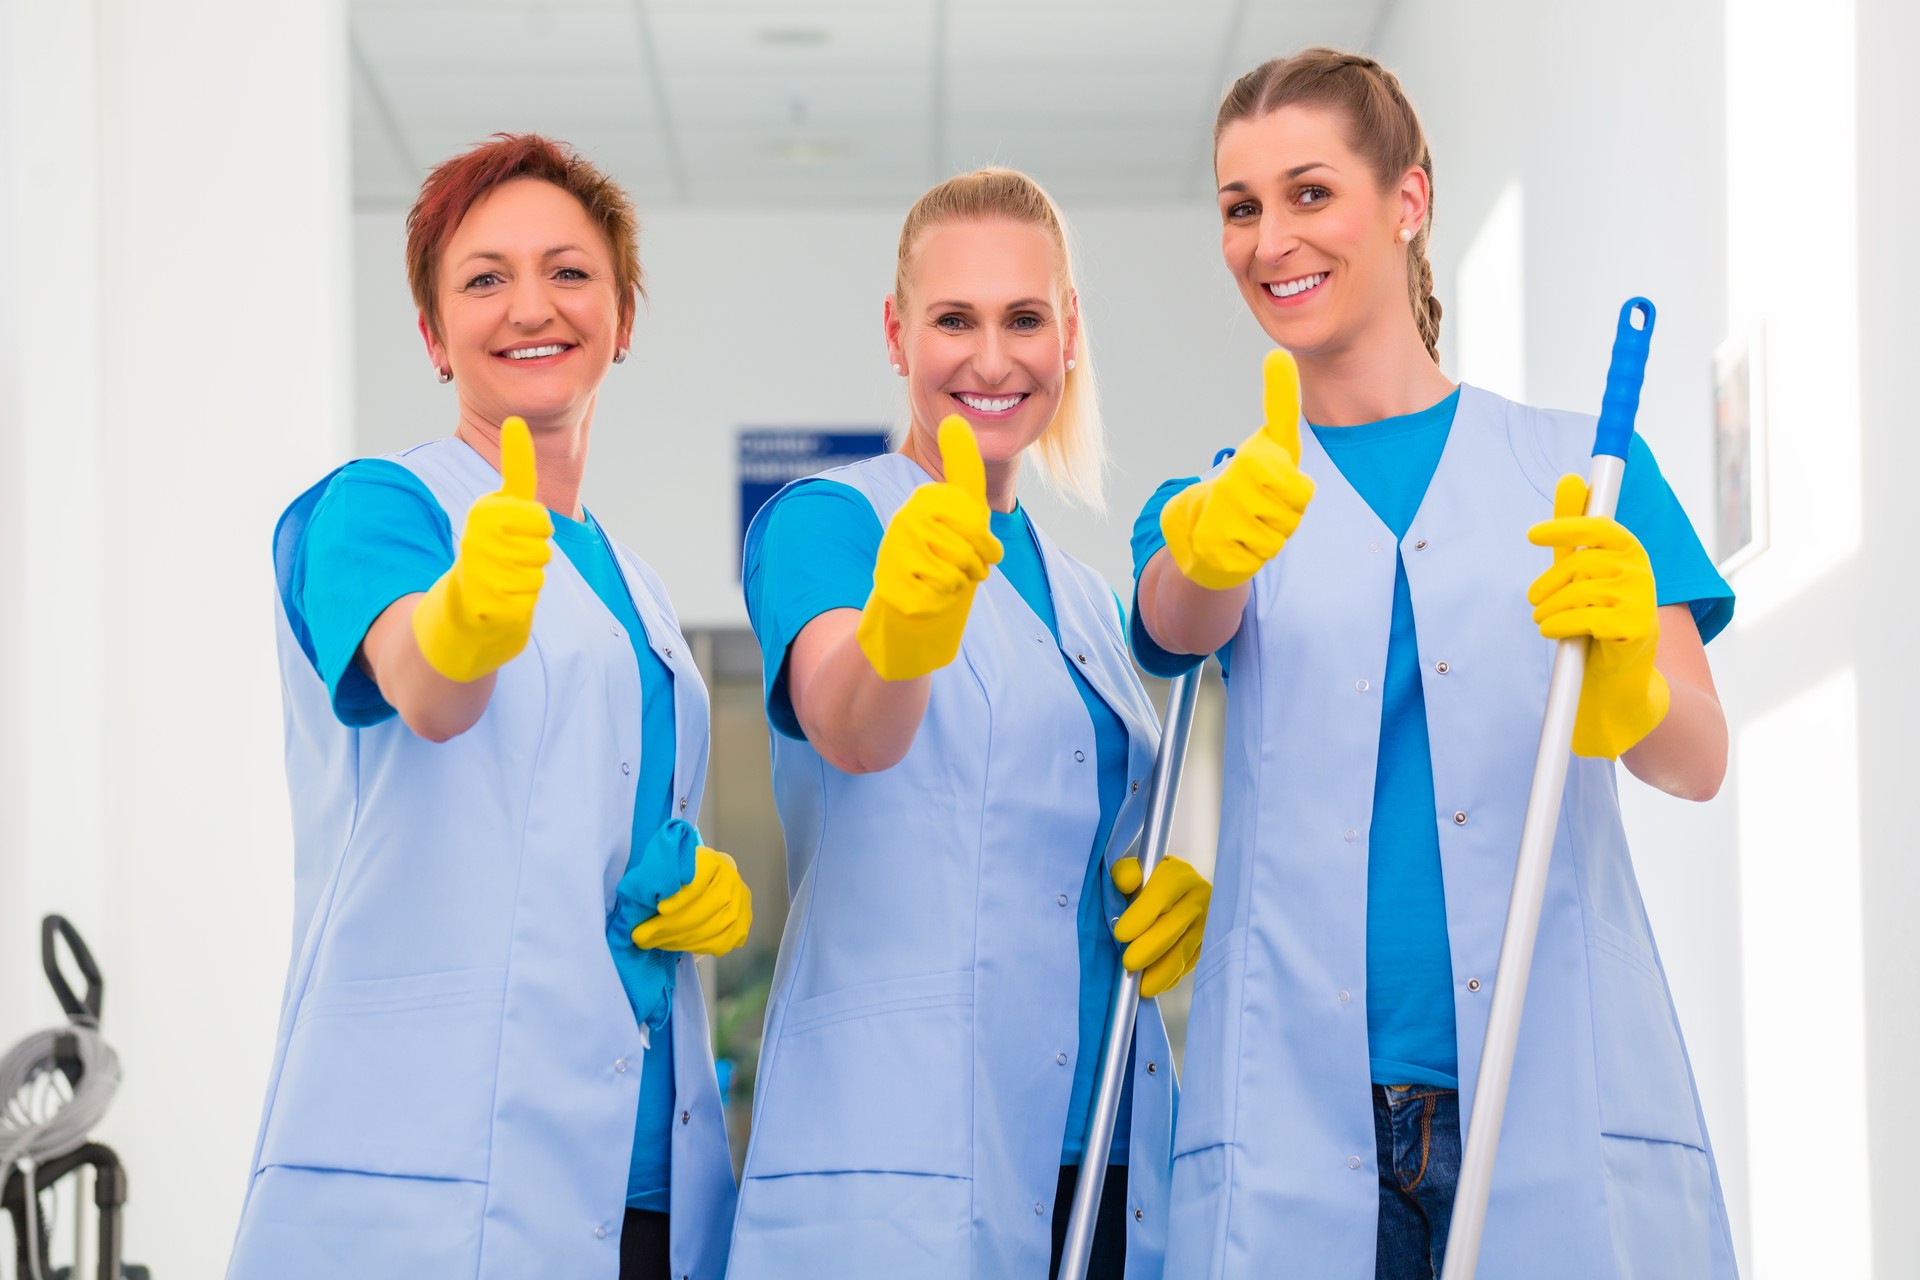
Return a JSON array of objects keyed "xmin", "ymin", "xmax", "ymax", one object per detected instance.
[{"xmin": 737, "ymin": 428, "xmax": 891, "ymax": 576}]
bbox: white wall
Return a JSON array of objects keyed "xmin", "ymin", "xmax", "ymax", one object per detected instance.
[
  {"xmin": 352, "ymin": 203, "xmax": 1272, "ymax": 624},
  {"xmin": 1, "ymin": 1, "xmax": 351, "ymax": 1275}
]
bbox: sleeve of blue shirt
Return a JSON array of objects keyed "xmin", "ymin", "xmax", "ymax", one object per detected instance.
[
  {"xmin": 287, "ymin": 459, "xmax": 454, "ymax": 726},
  {"xmin": 742, "ymin": 479, "xmax": 884, "ymax": 740},
  {"xmin": 1614, "ymin": 432, "xmax": 1736, "ymax": 644},
  {"xmin": 1127, "ymin": 476, "xmax": 1207, "ymax": 679}
]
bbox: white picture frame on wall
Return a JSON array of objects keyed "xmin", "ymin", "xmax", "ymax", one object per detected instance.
[{"xmin": 1713, "ymin": 325, "xmax": 1770, "ymax": 574}]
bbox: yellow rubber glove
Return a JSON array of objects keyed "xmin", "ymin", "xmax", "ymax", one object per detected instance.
[
  {"xmin": 855, "ymin": 417, "xmax": 1005, "ymax": 681},
  {"xmin": 1527, "ymin": 474, "xmax": 1671, "ymax": 759},
  {"xmin": 1111, "ymin": 855, "xmax": 1212, "ymax": 998},
  {"xmin": 1160, "ymin": 348, "xmax": 1317, "ymax": 590},
  {"xmin": 411, "ymin": 417, "xmax": 554, "ymax": 682},
  {"xmin": 628, "ymin": 847, "xmax": 753, "ymax": 956}
]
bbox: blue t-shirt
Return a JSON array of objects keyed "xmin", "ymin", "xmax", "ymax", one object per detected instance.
[
  {"xmin": 287, "ymin": 457, "xmax": 682, "ymax": 1210},
  {"xmin": 743, "ymin": 478, "xmax": 1135, "ymax": 1164},
  {"xmin": 1127, "ymin": 393, "xmax": 1735, "ymax": 1088}
]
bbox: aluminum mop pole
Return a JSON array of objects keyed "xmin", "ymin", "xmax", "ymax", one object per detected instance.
[
  {"xmin": 1057, "ymin": 665, "xmax": 1205, "ymax": 1280},
  {"xmin": 1438, "ymin": 297, "xmax": 1656, "ymax": 1280}
]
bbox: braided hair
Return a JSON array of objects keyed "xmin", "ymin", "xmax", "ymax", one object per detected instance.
[{"xmin": 1215, "ymin": 49, "xmax": 1442, "ymax": 362}]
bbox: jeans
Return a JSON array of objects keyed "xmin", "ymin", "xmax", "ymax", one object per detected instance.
[
  {"xmin": 619, "ymin": 1208, "xmax": 669, "ymax": 1280},
  {"xmin": 1372, "ymin": 1083, "xmax": 1461, "ymax": 1280},
  {"xmin": 1049, "ymin": 1164, "xmax": 1128, "ymax": 1280}
]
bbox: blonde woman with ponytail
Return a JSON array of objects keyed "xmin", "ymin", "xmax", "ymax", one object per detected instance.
[
  {"xmin": 1130, "ymin": 49, "xmax": 1739, "ymax": 1280},
  {"xmin": 728, "ymin": 169, "xmax": 1203, "ymax": 1279}
]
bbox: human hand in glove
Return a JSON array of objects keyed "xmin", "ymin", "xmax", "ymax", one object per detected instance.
[
  {"xmin": 629, "ymin": 847, "xmax": 753, "ymax": 957},
  {"xmin": 855, "ymin": 416, "xmax": 1005, "ymax": 681},
  {"xmin": 1111, "ymin": 855, "xmax": 1212, "ymax": 998},
  {"xmin": 1159, "ymin": 348, "xmax": 1316, "ymax": 591},
  {"xmin": 411, "ymin": 416, "xmax": 554, "ymax": 682},
  {"xmin": 1527, "ymin": 474, "xmax": 1671, "ymax": 759}
]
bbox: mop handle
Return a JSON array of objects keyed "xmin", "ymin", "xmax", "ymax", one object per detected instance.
[
  {"xmin": 1440, "ymin": 298, "xmax": 1655, "ymax": 1280},
  {"xmin": 1058, "ymin": 666, "xmax": 1205, "ymax": 1280}
]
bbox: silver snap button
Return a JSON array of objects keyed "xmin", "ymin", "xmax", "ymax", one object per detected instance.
[
  {"xmin": 1076, "ymin": 653, "xmax": 1088, "ymax": 664},
  {"xmin": 1348, "ymin": 1155, "xmax": 1362, "ymax": 1170},
  {"xmin": 1468, "ymin": 978, "xmax": 1482, "ymax": 992},
  {"xmin": 1368, "ymin": 540, "xmax": 1380, "ymax": 553},
  {"xmin": 681, "ymin": 1110, "xmax": 691, "ymax": 1124},
  {"xmin": 1343, "ymin": 828, "xmax": 1357, "ymax": 842},
  {"xmin": 664, "ymin": 646, "xmax": 673, "ymax": 658},
  {"xmin": 1134, "ymin": 1208, "xmax": 1144, "ymax": 1222},
  {"xmin": 614, "ymin": 1058, "xmax": 628, "ymax": 1073},
  {"xmin": 1337, "ymin": 989, "xmax": 1350, "ymax": 1005},
  {"xmin": 1057, "ymin": 1052, "xmax": 1069, "ymax": 1065},
  {"xmin": 1453, "ymin": 811, "xmax": 1468, "ymax": 825},
  {"xmin": 679, "ymin": 797, "xmax": 688, "ymax": 812},
  {"xmin": 1057, "ymin": 894, "xmax": 1070, "ymax": 907},
  {"xmin": 1356, "ymin": 679, "xmax": 1371, "ymax": 692},
  {"xmin": 1414, "ymin": 539, "xmax": 1428, "ymax": 550},
  {"xmin": 1130, "ymin": 780, "xmax": 1139, "ymax": 793},
  {"xmin": 620, "ymin": 762, "xmax": 631, "ymax": 776},
  {"xmin": 1074, "ymin": 750, "xmax": 1086, "ymax": 762},
  {"xmin": 1435, "ymin": 660, "xmax": 1450, "ymax": 674},
  {"xmin": 610, "ymin": 626, "xmax": 621, "ymax": 637},
  {"xmin": 1147, "ymin": 1061, "xmax": 1157, "ymax": 1075},
  {"xmin": 1035, "ymin": 1202, "xmax": 1046, "ymax": 1215},
  {"xmin": 594, "ymin": 1225, "xmax": 608, "ymax": 1239}
]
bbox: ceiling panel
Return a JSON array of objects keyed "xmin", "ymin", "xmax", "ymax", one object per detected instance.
[
  {"xmin": 647, "ymin": 2, "xmax": 937, "ymax": 70},
  {"xmin": 660, "ymin": 67, "xmax": 929, "ymax": 130},
  {"xmin": 378, "ymin": 66, "xmax": 653, "ymax": 123},
  {"xmin": 946, "ymin": 0, "xmax": 1234, "ymax": 67},
  {"xmin": 355, "ymin": 4, "xmax": 643, "ymax": 69},
  {"xmin": 350, "ymin": 0, "xmax": 1395, "ymax": 207}
]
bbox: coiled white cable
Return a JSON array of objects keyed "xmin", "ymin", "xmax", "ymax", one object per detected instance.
[{"xmin": 1, "ymin": 1020, "xmax": 120, "ymax": 1280}]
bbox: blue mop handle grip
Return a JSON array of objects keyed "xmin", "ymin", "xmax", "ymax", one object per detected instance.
[{"xmin": 1594, "ymin": 297, "xmax": 1656, "ymax": 460}]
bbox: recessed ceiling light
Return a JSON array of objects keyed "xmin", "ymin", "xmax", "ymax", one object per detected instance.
[
  {"xmin": 767, "ymin": 137, "xmax": 853, "ymax": 165},
  {"xmin": 757, "ymin": 26, "xmax": 830, "ymax": 48}
]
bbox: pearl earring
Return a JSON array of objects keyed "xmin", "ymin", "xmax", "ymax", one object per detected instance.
[
  {"xmin": 1398, "ymin": 227, "xmax": 1414, "ymax": 243},
  {"xmin": 892, "ymin": 363, "xmax": 904, "ymax": 375},
  {"xmin": 613, "ymin": 349, "xmax": 628, "ymax": 365},
  {"xmin": 1065, "ymin": 358, "xmax": 1076, "ymax": 371}
]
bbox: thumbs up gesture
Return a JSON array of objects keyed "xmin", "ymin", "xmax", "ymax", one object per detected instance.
[
  {"xmin": 412, "ymin": 416, "xmax": 555, "ymax": 682},
  {"xmin": 1161, "ymin": 348, "xmax": 1317, "ymax": 591},
  {"xmin": 856, "ymin": 416, "xmax": 1006, "ymax": 681}
]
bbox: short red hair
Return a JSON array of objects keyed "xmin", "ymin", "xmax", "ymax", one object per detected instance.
[{"xmin": 406, "ymin": 133, "xmax": 643, "ymax": 341}]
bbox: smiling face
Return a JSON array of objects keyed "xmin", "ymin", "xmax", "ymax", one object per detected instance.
[
  {"xmin": 422, "ymin": 176, "xmax": 630, "ymax": 429},
  {"xmin": 1215, "ymin": 105, "xmax": 1427, "ymax": 360},
  {"xmin": 885, "ymin": 216, "xmax": 1078, "ymax": 474}
]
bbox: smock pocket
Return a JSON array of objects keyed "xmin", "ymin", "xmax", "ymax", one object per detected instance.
[
  {"xmin": 1171, "ymin": 927, "xmax": 1247, "ymax": 1158},
  {"xmin": 258, "ymin": 967, "xmax": 506, "ymax": 1181},
  {"xmin": 1584, "ymin": 917, "xmax": 1703, "ymax": 1149},
  {"xmin": 747, "ymin": 970, "xmax": 974, "ymax": 1178}
]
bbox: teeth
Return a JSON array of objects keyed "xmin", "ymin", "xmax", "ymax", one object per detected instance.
[
  {"xmin": 505, "ymin": 344, "xmax": 567, "ymax": 359},
  {"xmin": 957, "ymin": 393, "xmax": 1022, "ymax": 413},
  {"xmin": 1266, "ymin": 273, "xmax": 1327, "ymax": 298}
]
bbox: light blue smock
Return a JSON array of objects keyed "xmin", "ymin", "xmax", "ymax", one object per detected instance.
[
  {"xmin": 727, "ymin": 453, "xmax": 1176, "ymax": 1280},
  {"xmin": 1158, "ymin": 386, "xmax": 1740, "ymax": 1278},
  {"xmin": 229, "ymin": 436, "xmax": 736, "ymax": 1280}
]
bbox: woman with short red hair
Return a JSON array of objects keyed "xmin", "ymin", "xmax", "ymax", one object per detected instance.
[{"xmin": 228, "ymin": 134, "xmax": 746, "ymax": 1280}]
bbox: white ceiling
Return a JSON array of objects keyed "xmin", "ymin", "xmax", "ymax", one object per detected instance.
[{"xmin": 351, "ymin": 0, "xmax": 1394, "ymax": 208}]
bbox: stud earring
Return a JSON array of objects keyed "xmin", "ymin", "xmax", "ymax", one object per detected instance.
[
  {"xmin": 892, "ymin": 363, "xmax": 904, "ymax": 375},
  {"xmin": 1398, "ymin": 227, "xmax": 1414, "ymax": 243},
  {"xmin": 613, "ymin": 349, "xmax": 628, "ymax": 364},
  {"xmin": 437, "ymin": 368, "xmax": 453, "ymax": 384},
  {"xmin": 1065, "ymin": 358, "xmax": 1077, "ymax": 371}
]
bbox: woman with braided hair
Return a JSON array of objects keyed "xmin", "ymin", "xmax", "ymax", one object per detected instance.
[{"xmin": 1128, "ymin": 49, "xmax": 1739, "ymax": 1278}]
